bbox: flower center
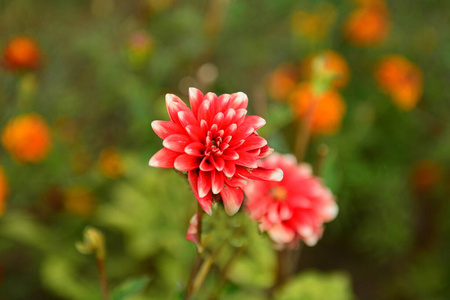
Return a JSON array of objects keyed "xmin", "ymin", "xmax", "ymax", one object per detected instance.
[
  {"xmin": 204, "ymin": 127, "xmax": 229, "ymax": 157},
  {"xmin": 270, "ymin": 186, "xmax": 288, "ymax": 201}
]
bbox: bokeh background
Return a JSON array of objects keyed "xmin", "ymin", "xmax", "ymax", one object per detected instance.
[{"xmin": 1, "ymin": 0, "xmax": 449, "ymax": 299}]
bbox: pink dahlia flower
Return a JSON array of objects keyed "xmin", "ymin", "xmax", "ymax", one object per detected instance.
[
  {"xmin": 149, "ymin": 88, "xmax": 283, "ymax": 215},
  {"xmin": 244, "ymin": 153, "xmax": 338, "ymax": 247}
]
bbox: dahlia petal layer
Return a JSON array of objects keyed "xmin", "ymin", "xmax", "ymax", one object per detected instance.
[{"xmin": 149, "ymin": 87, "xmax": 282, "ymax": 215}]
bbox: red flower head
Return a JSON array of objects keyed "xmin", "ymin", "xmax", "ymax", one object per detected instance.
[
  {"xmin": 244, "ymin": 153, "xmax": 337, "ymax": 247},
  {"xmin": 2, "ymin": 36, "xmax": 42, "ymax": 71},
  {"xmin": 149, "ymin": 88, "xmax": 283, "ymax": 215}
]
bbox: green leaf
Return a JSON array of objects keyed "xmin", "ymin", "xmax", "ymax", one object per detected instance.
[
  {"xmin": 111, "ymin": 276, "xmax": 151, "ymax": 300},
  {"xmin": 275, "ymin": 271, "xmax": 354, "ymax": 300}
]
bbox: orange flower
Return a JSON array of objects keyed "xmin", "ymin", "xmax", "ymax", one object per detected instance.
[
  {"xmin": 2, "ymin": 113, "xmax": 51, "ymax": 163},
  {"xmin": 0, "ymin": 167, "xmax": 8, "ymax": 216},
  {"xmin": 375, "ymin": 55, "xmax": 423, "ymax": 110},
  {"xmin": 291, "ymin": 3, "xmax": 337, "ymax": 42},
  {"xmin": 63, "ymin": 186, "xmax": 96, "ymax": 217},
  {"xmin": 267, "ymin": 64, "xmax": 299, "ymax": 102},
  {"xmin": 343, "ymin": 1, "xmax": 390, "ymax": 46},
  {"xmin": 290, "ymin": 83, "xmax": 346, "ymax": 135},
  {"xmin": 2, "ymin": 36, "xmax": 42, "ymax": 71},
  {"xmin": 98, "ymin": 147, "xmax": 124, "ymax": 179},
  {"xmin": 300, "ymin": 50, "xmax": 350, "ymax": 89}
]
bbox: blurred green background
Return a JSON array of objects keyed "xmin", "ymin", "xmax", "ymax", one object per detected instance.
[{"xmin": 0, "ymin": 0, "xmax": 449, "ymax": 299}]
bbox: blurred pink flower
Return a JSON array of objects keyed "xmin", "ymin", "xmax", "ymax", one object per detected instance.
[
  {"xmin": 150, "ymin": 88, "xmax": 282, "ymax": 215},
  {"xmin": 244, "ymin": 153, "xmax": 337, "ymax": 247}
]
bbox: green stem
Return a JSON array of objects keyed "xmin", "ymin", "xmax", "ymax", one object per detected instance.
[
  {"xmin": 96, "ymin": 257, "xmax": 109, "ymax": 300},
  {"xmin": 294, "ymin": 95, "xmax": 319, "ymax": 162},
  {"xmin": 190, "ymin": 240, "xmax": 227, "ymax": 298},
  {"xmin": 184, "ymin": 204, "xmax": 204, "ymax": 300},
  {"xmin": 313, "ymin": 144, "xmax": 329, "ymax": 176}
]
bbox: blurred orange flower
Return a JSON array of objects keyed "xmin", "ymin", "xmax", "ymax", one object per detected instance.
[
  {"xmin": 63, "ymin": 186, "xmax": 96, "ymax": 217},
  {"xmin": 267, "ymin": 64, "xmax": 299, "ymax": 102},
  {"xmin": 0, "ymin": 167, "xmax": 8, "ymax": 216},
  {"xmin": 1, "ymin": 113, "xmax": 51, "ymax": 163},
  {"xmin": 291, "ymin": 3, "xmax": 337, "ymax": 42},
  {"xmin": 411, "ymin": 160, "xmax": 442, "ymax": 192},
  {"xmin": 300, "ymin": 50, "xmax": 350, "ymax": 89},
  {"xmin": 2, "ymin": 36, "xmax": 42, "ymax": 71},
  {"xmin": 98, "ymin": 147, "xmax": 124, "ymax": 179},
  {"xmin": 343, "ymin": 0, "xmax": 390, "ymax": 46},
  {"xmin": 290, "ymin": 83, "xmax": 346, "ymax": 135},
  {"xmin": 375, "ymin": 55, "xmax": 423, "ymax": 110}
]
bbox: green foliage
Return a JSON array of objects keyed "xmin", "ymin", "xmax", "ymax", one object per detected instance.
[
  {"xmin": 275, "ymin": 271, "xmax": 354, "ymax": 300},
  {"xmin": 111, "ymin": 276, "xmax": 151, "ymax": 300}
]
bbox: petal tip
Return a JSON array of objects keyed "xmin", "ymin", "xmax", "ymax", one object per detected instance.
[{"xmin": 272, "ymin": 168, "xmax": 284, "ymax": 181}]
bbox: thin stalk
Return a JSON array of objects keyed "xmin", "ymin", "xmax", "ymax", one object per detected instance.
[
  {"xmin": 294, "ymin": 95, "xmax": 319, "ymax": 162},
  {"xmin": 313, "ymin": 144, "xmax": 329, "ymax": 176},
  {"xmin": 190, "ymin": 240, "xmax": 227, "ymax": 298},
  {"xmin": 184, "ymin": 204, "xmax": 204, "ymax": 300},
  {"xmin": 96, "ymin": 257, "xmax": 109, "ymax": 300}
]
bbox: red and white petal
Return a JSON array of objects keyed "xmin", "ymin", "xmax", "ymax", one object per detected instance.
[
  {"xmin": 242, "ymin": 115, "xmax": 266, "ymax": 130},
  {"xmin": 212, "ymin": 156, "xmax": 225, "ymax": 171},
  {"xmin": 200, "ymin": 157, "xmax": 215, "ymax": 172},
  {"xmin": 223, "ymin": 108, "xmax": 236, "ymax": 127},
  {"xmin": 211, "ymin": 169, "xmax": 224, "ymax": 194},
  {"xmin": 197, "ymin": 100, "xmax": 212, "ymax": 125},
  {"xmin": 185, "ymin": 125, "xmax": 206, "ymax": 143},
  {"xmin": 216, "ymin": 94, "xmax": 231, "ymax": 112},
  {"xmin": 149, "ymin": 148, "xmax": 180, "ymax": 168},
  {"xmin": 223, "ymin": 160, "xmax": 236, "ymax": 177},
  {"xmin": 174, "ymin": 154, "xmax": 201, "ymax": 171},
  {"xmin": 224, "ymin": 123, "xmax": 237, "ymax": 137},
  {"xmin": 235, "ymin": 151, "xmax": 258, "ymax": 168},
  {"xmin": 225, "ymin": 177, "xmax": 247, "ymax": 188},
  {"xmin": 198, "ymin": 171, "xmax": 212, "ymax": 198},
  {"xmin": 163, "ymin": 134, "xmax": 192, "ymax": 152},
  {"xmin": 166, "ymin": 94, "xmax": 189, "ymax": 124},
  {"xmin": 189, "ymin": 87, "xmax": 204, "ymax": 117},
  {"xmin": 184, "ymin": 142, "xmax": 205, "ymax": 156},
  {"xmin": 222, "ymin": 148, "xmax": 239, "ymax": 160},
  {"xmin": 188, "ymin": 171, "xmax": 213, "ymax": 215},
  {"xmin": 151, "ymin": 120, "xmax": 185, "ymax": 139},
  {"xmin": 237, "ymin": 166, "xmax": 283, "ymax": 181},
  {"xmin": 229, "ymin": 92, "xmax": 248, "ymax": 110},
  {"xmin": 268, "ymin": 223, "xmax": 296, "ymax": 245},
  {"xmin": 212, "ymin": 112, "xmax": 224, "ymax": 128},
  {"xmin": 231, "ymin": 126, "xmax": 254, "ymax": 143},
  {"xmin": 178, "ymin": 110, "xmax": 198, "ymax": 128},
  {"xmin": 257, "ymin": 145, "xmax": 274, "ymax": 159},
  {"xmin": 239, "ymin": 134, "xmax": 268, "ymax": 151},
  {"xmin": 220, "ymin": 186, "xmax": 244, "ymax": 216}
]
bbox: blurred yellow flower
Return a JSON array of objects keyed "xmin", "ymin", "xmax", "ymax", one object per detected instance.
[
  {"xmin": 375, "ymin": 55, "xmax": 423, "ymax": 110},
  {"xmin": 2, "ymin": 113, "xmax": 51, "ymax": 163},
  {"xmin": 98, "ymin": 147, "xmax": 124, "ymax": 179},
  {"xmin": 289, "ymin": 83, "xmax": 346, "ymax": 135},
  {"xmin": 64, "ymin": 186, "xmax": 96, "ymax": 217},
  {"xmin": 300, "ymin": 50, "xmax": 350, "ymax": 90},
  {"xmin": 343, "ymin": 0, "xmax": 390, "ymax": 46},
  {"xmin": 291, "ymin": 3, "xmax": 337, "ymax": 42},
  {"xmin": 267, "ymin": 64, "xmax": 299, "ymax": 102},
  {"xmin": 0, "ymin": 167, "xmax": 9, "ymax": 216},
  {"xmin": 2, "ymin": 36, "xmax": 42, "ymax": 71}
]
